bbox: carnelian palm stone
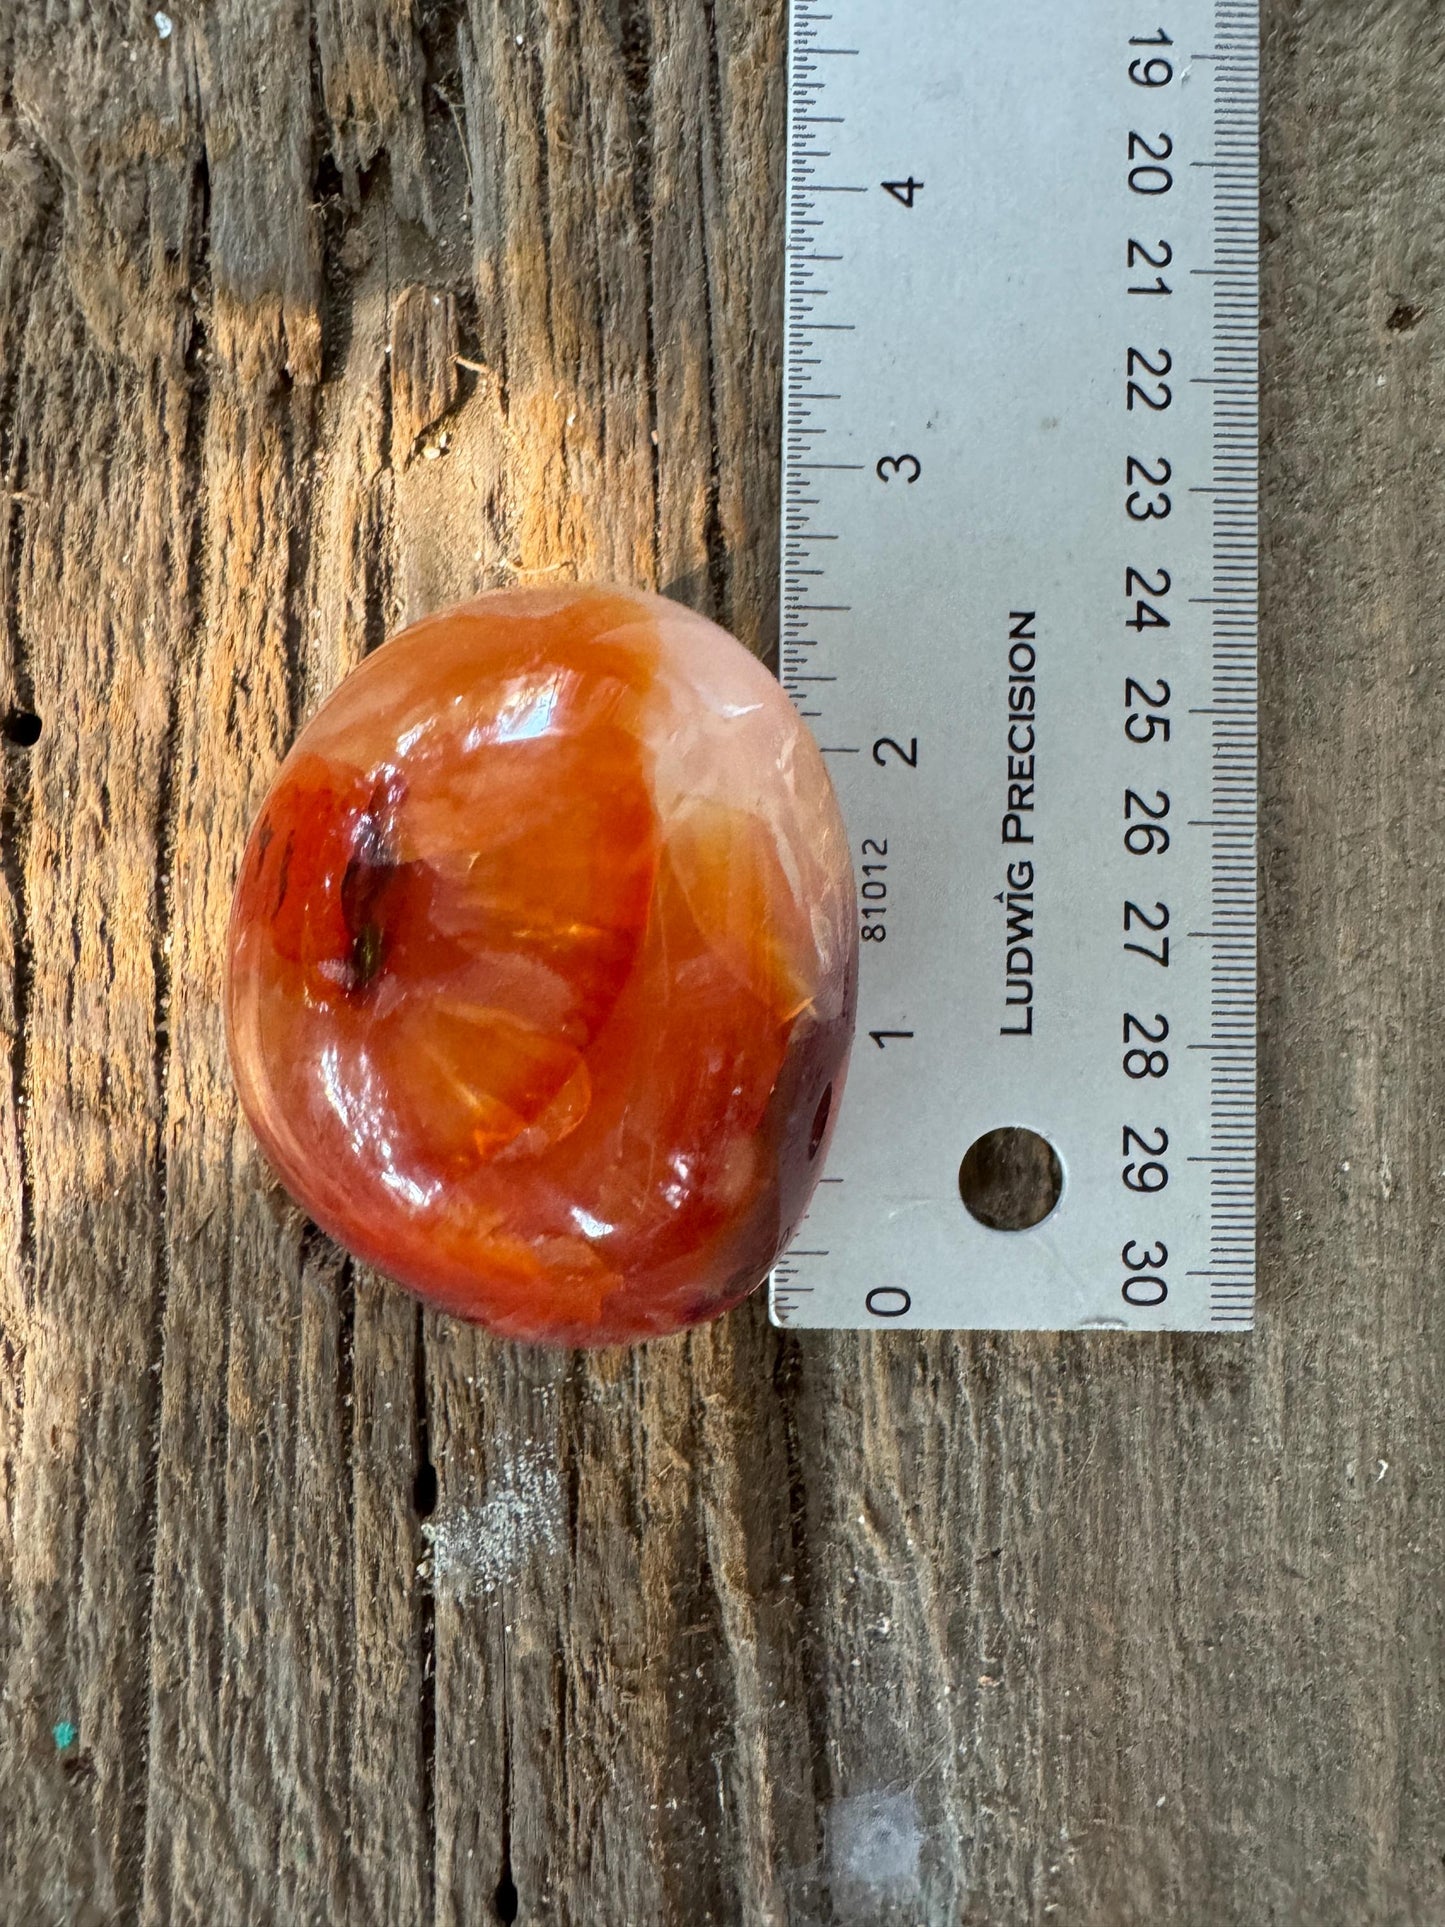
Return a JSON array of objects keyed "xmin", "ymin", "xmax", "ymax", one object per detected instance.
[{"xmin": 226, "ymin": 584, "xmax": 857, "ymax": 1346}]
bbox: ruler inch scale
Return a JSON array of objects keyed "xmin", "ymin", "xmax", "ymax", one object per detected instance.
[{"xmin": 772, "ymin": 0, "xmax": 1259, "ymax": 1332}]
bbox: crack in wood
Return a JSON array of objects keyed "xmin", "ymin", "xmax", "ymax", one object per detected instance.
[
  {"xmin": 618, "ymin": 0, "xmax": 663, "ymax": 592},
  {"xmin": 415, "ymin": 1305, "xmax": 438, "ymax": 1921},
  {"xmin": 124, "ymin": 187, "xmax": 211, "ymax": 1918}
]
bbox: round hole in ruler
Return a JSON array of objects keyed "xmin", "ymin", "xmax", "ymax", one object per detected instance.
[{"xmin": 958, "ymin": 1128, "xmax": 1063, "ymax": 1232}]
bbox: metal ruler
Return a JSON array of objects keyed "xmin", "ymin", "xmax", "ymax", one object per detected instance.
[{"xmin": 771, "ymin": 0, "xmax": 1258, "ymax": 1331}]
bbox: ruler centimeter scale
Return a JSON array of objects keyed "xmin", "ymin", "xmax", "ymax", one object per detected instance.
[{"xmin": 771, "ymin": 0, "xmax": 1258, "ymax": 1331}]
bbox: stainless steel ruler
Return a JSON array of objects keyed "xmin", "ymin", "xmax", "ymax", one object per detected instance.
[{"xmin": 772, "ymin": 0, "xmax": 1258, "ymax": 1331}]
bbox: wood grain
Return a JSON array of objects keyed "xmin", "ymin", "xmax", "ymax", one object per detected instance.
[{"xmin": 0, "ymin": 1, "xmax": 1441, "ymax": 1921}]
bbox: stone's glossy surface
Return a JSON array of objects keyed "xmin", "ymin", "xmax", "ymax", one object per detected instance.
[{"xmin": 226, "ymin": 584, "xmax": 857, "ymax": 1345}]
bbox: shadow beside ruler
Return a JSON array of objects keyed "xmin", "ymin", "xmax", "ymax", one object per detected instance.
[{"xmin": 771, "ymin": 0, "xmax": 1258, "ymax": 1332}]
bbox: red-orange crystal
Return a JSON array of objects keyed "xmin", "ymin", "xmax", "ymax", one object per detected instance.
[{"xmin": 225, "ymin": 584, "xmax": 857, "ymax": 1345}]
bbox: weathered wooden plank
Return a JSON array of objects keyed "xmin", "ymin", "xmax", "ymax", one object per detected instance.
[
  {"xmin": 0, "ymin": 257, "xmax": 178, "ymax": 1926},
  {"xmin": 0, "ymin": 3, "xmax": 201, "ymax": 1896},
  {"xmin": 0, "ymin": 108, "xmax": 41, "ymax": 1923},
  {"xmin": 0, "ymin": 0, "xmax": 1443, "ymax": 1922},
  {"xmin": 138, "ymin": 22, "xmax": 436, "ymax": 1915}
]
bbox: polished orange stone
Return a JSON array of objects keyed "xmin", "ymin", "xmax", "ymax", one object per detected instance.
[{"xmin": 225, "ymin": 584, "xmax": 857, "ymax": 1345}]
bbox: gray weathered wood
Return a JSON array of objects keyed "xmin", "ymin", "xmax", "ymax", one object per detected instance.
[{"xmin": 0, "ymin": 0, "xmax": 1441, "ymax": 1920}]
